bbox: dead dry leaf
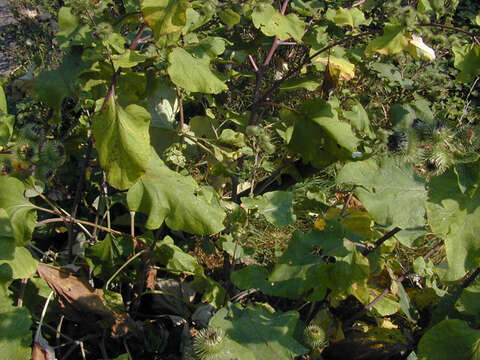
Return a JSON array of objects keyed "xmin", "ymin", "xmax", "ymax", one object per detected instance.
[{"xmin": 37, "ymin": 263, "xmax": 139, "ymax": 338}]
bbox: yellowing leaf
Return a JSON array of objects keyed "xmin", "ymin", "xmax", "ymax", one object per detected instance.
[
  {"xmin": 314, "ymin": 217, "xmax": 327, "ymax": 230},
  {"xmin": 407, "ymin": 34, "xmax": 435, "ymax": 61},
  {"xmin": 140, "ymin": 0, "xmax": 188, "ymax": 40},
  {"xmin": 313, "ymin": 55, "xmax": 355, "ymax": 81},
  {"xmin": 365, "ymin": 24, "xmax": 408, "ymax": 56}
]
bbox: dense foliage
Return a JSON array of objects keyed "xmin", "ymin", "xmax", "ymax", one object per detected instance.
[{"xmin": 1, "ymin": 0, "xmax": 480, "ymax": 359}]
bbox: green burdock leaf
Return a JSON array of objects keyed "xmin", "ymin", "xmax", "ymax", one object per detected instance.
[
  {"xmin": 140, "ymin": 0, "xmax": 188, "ymax": 40},
  {"xmin": 453, "ymin": 43, "xmax": 480, "ymax": 83},
  {"xmin": 325, "ymin": 7, "xmax": 371, "ymax": 28},
  {"xmin": 0, "ymin": 210, "xmax": 14, "ymax": 260},
  {"xmin": 365, "ymin": 24, "xmax": 408, "ymax": 56},
  {"xmin": 326, "ymin": 246, "xmax": 370, "ymax": 302},
  {"xmin": 337, "ymin": 157, "xmax": 427, "ymax": 245},
  {"xmin": 191, "ymin": 265, "xmax": 226, "ymax": 309},
  {"xmin": 56, "ymin": 7, "xmax": 90, "ymax": 49},
  {"xmin": 268, "ymin": 229, "xmax": 333, "ymax": 300},
  {"xmin": 426, "ymin": 169, "xmax": 480, "ymax": 280},
  {"xmin": 241, "ymin": 191, "xmax": 296, "ymax": 226},
  {"xmin": 35, "ymin": 54, "xmax": 85, "ymax": 113},
  {"xmin": 0, "ymin": 298, "xmax": 32, "ymax": 360},
  {"xmin": 93, "ymin": 99, "xmax": 151, "ymax": 190},
  {"xmin": 0, "ymin": 86, "xmax": 11, "ymax": 145},
  {"xmin": 252, "ymin": 3, "xmax": 305, "ymax": 41},
  {"xmin": 456, "ymin": 283, "xmax": 480, "ymax": 316},
  {"xmin": 417, "ymin": 0, "xmax": 445, "ymax": 15},
  {"xmin": 167, "ymin": 47, "xmax": 228, "ymax": 94},
  {"xmin": 232, "ymin": 265, "xmax": 271, "ymax": 292},
  {"xmin": 111, "ymin": 50, "xmax": 149, "ymax": 70},
  {"xmin": 343, "ymin": 101, "xmax": 375, "ymax": 139},
  {"xmin": 0, "ymin": 86, "xmax": 6, "ymax": 113},
  {"xmin": 210, "ymin": 304, "xmax": 308, "ymax": 359},
  {"xmin": 279, "ymin": 76, "xmax": 321, "ymax": 91},
  {"xmin": 0, "ymin": 177, "xmax": 37, "ymax": 245},
  {"xmin": 233, "ymin": 223, "xmax": 350, "ymax": 300},
  {"xmin": 0, "ymin": 247, "xmax": 38, "ymax": 280},
  {"xmin": 187, "ymin": 37, "xmax": 227, "ymax": 61},
  {"xmin": 218, "ymin": 9, "xmax": 241, "ymax": 26},
  {"xmin": 417, "ymin": 320, "xmax": 480, "ymax": 360},
  {"xmin": 288, "ymin": 98, "xmax": 359, "ymax": 167},
  {"xmin": 127, "ymin": 149, "xmax": 225, "ymax": 235},
  {"xmin": 153, "ymin": 236, "xmax": 198, "ymax": 274}
]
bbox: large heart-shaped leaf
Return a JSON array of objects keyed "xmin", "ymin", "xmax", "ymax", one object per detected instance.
[
  {"xmin": 93, "ymin": 99, "xmax": 151, "ymax": 190},
  {"xmin": 241, "ymin": 191, "xmax": 296, "ymax": 226},
  {"xmin": 167, "ymin": 47, "xmax": 228, "ymax": 94},
  {"xmin": 288, "ymin": 98, "xmax": 359, "ymax": 167},
  {"xmin": 127, "ymin": 149, "xmax": 225, "ymax": 235},
  {"xmin": 426, "ymin": 168, "xmax": 480, "ymax": 280},
  {"xmin": 417, "ymin": 320, "xmax": 480, "ymax": 360},
  {"xmin": 0, "ymin": 177, "xmax": 37, "ymax": 245},
  {"xmin": 252, "ymin": 3, "xmax": 305, "ymax": 41},
  {"xmin": 0, "ymin": 298, "xmax": 32, "ymax": 360},
  {"xmin": 452, "ymin": 43, "xmax": 480, "ymax": 83},
  {"xmin": 365, "ymin": 24, "xmax": 408, "ymax": 56},
  {"xmin": 210, "ymin": 304, "xmax": 308, "ymax": 360},
  {"xmin": 337, "ymin": 157, "xmax": 427, "ymax": 245}
]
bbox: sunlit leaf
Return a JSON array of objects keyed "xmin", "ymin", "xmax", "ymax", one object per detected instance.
[
  {"xmin": 127, "ymin": 149, "xmax": 225, "ymax": 235},
  {"xmin": 93, "ymin": 99, "xmax": 151, "ymax": 190},
  {"xmin": 210, "ymin": 304, "xmax": 308, "ymax": 359},
  {"xmin": 407, "ymin": 34, "xmax": 436, "ymax": 61},
  {"xmin": 0, "ymin": 299, "xmax": 32, "ymax": 360},
  {"xmin": 312, "ymin": 54, "xmax": 356, "ymax": 81},
  {"xmin": 153, "ymin": 236, "xmax": 198, "ymax": 274},
  {"xmin": 241, "ymin": 191, "xmax": 296, "ymax": 226},
  {"xmin": 252, "ymin": 3, "xmax": 305, "ymax": 41},
  {"xmin": 417, "ymin": 320, "xmax": 480, "ymax": 360},
  {"xmin": 343, "ymin": 101, "xmax": 375, "ymax": 139},
  {"xmin": 288, "ymin": 98, "xmax": 359, "ymax": 167},
  {"xmin": 325, "ymin": 7, "xmax": 371, "ymax": 28},
  {"xmin": 111, "ymin": 50, "xmax": 149, "ymax": 70},
  {"xmin": 3, "ymin": 247, "xmax": 37, "ymax": 280},
  {"xmin": 218, "ymin": 9, "xmax": 241, "ymax": 26},
  {"xmin": 0, "ymin": 177, "xmax": 37, "ymax": 245},
  {"xmin": 56, "ymin": 7, "xmax": 90, "ymax": 49},
  {"xmin": 426, "ymin": 168, "xmax": 480, "ymax": 280},
  {"xmin": 365, "ymin": 24, "xmax": 408, "ymax": 56},
  {"xmin": 452, "ymin": 43, "xmax": 480, "ymax": 83},
  {"xmin": 167, "ymin": 47, "xmax": 228, "ymax": 94},
  {"xmin": 337, "ymin": 157, "xmax": 427, "ymax": 245},
  {"xmin": 140, "ymin": 0, "xmax": 188, "ymax": 40}
]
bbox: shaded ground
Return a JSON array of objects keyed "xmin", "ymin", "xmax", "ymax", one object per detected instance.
[{"xmin": 0, "ymin": 0, "xmax": 17, "ymax": 75}]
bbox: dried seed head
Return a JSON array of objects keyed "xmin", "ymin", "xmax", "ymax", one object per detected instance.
[{"xmin": 193, "ymin": 327, "xmax": 226, "ymax": 360}]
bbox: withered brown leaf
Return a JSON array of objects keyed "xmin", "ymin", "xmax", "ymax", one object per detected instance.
[{"xmin": 37, "ymin": 263, "xmax": 140, "ymax": 338}]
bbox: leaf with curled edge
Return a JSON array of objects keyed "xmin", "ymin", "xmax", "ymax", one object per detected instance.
[{"xmin": 37, "ymin": 264, "xmax": 139, "ymax": 338}]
